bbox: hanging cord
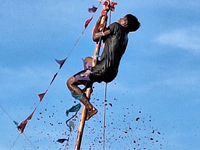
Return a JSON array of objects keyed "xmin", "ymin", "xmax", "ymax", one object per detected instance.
[
  {"xmin": 10, "ymin": 133, "xmax": 20, "ymax": 150},
  {"xmin": 0, "ymin": 104, "xmax": 14, "ymax": 122},
  {"xmin": 103, "ymin": 5, "xmax": 112, "ymax": 149},
  {"xmin": 23, "ymin": 133, "xmax": 38, "ymax": 150},
  {"xmin": 103, "ymin": 83, "xmax": 107, "ymax": 150}
]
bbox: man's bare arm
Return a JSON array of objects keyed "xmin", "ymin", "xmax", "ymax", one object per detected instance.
[
  {"xmin": 92, "ymin": 16, "xmax": 110, "ymax": 42},
  {"xmin": 93, "ymin": 30, "xmax": 110, "ymax": 42}
]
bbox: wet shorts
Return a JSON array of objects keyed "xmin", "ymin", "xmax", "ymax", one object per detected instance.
[{"xmin": 73, "ymin": 67, "xmax": 117, "ymax": 84}]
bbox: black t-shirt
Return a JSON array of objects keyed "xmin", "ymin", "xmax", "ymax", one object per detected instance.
[{"xmin": 91, "ymin": 22, "xmax": 128, "ymax": 83}]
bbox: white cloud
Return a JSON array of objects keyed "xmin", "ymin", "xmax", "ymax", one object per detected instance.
[{"xmin": 155, "ymin": 27, "xmax": 200, "ymax": 53}]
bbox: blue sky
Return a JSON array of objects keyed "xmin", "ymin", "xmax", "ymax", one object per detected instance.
[{"xmin": 1, "ymin": 0, "xmax": 200, "ymax": 150}]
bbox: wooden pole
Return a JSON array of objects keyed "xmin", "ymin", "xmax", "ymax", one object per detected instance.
[
  {"xmin": 74, "ymin": 42, "xmax": 101, "ymax": 150},
  {"xmin": 74, "ymin": 1, "xmax": 113, "ymax": 149},
  {"xmin": 74, "ymin": 89, "xmax": 91, "ymax": 150}
]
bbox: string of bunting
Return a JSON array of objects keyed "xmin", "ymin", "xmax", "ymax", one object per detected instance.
[
  {"xmin": 17, "ymin": 1, "xmax": 102, "ymax": 136},
  {"xmin": 0, "ymin": 104, "xmax": 37, "ymax": 150},
  {"xmin": 0, "ymin": 1, "xmax": 106, "ymax": 149}
]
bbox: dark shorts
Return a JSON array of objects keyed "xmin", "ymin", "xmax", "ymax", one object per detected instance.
[
  {"xmin": 73, "ymin": 67, "xmax": 117, "ymax": 84},
  {"xmin": 90, "ymin": 66, "xmax": 117, "ymax": 83}
]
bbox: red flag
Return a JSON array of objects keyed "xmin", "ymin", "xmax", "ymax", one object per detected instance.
[
  {"xmin": 38, "ymin": 92, "xmax": 46, "ymax": 102},
  {"xmin": 84, "ymin": 16, "xmax": 93, "ymax": 28},
  {"xmin": 17, "ymin": 120, "xmax": 28, "ymax": 134},
  {"xmin": 17, "ymin": 108, "xmax": 36, "ymax": 134},
  {"xmin": 26, "ymin": 108, "xmax": 36, "ymax": 120}
]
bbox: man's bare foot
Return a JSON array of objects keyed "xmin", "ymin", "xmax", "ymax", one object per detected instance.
[{"xmin": 86, "ymin": 107, "xmax": 98, "ymax": 121}]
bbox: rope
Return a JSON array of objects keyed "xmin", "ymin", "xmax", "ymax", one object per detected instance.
[
  {"xmin": 62, "ymin": 1, "xmax": 102, "ymax": 64},
  {"xmin": 102, "ymin": 3, "xmax": 113, "ymax": 148},
  {"xmin": 103, "ymin": 83, "xmax": 107, "ymax": 150},
  {"xmin": 23, "ymin": 133, "xmax": 38, "ymax": 150},
  {"xmin": 0, "ymin": 104, "xmax": 14, "ymax": 122},
  {"xmin": 64, "ymin": 29, "xmax": 85, "ymax": 62},
  {"xmin": 10, "ymin": 133, "xmax": 20, "ymax": 150}
]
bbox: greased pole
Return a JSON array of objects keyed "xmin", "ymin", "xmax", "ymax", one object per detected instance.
[{"xmin": 74, "ymin": 1, "xmax": 116, "ymax": 149}]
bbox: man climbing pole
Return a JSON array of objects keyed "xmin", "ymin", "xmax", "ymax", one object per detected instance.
[{"xmin": 67, "ymin": 13, "xmax": 140, "ymax": 121}]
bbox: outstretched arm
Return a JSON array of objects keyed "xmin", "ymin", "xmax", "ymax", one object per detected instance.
[{"xmin": 92, "ymin": 16, "xmax": 110, "ymax": 42}]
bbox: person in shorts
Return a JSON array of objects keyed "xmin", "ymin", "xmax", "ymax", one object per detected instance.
[{"xmin": 67, "ymin": 14, "xmax": 140, "ymax": 120}]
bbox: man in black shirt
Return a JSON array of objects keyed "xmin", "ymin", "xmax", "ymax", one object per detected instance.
[{"xmin": 67, "ymin": 14, "xmax": 140, "ymax": 120}]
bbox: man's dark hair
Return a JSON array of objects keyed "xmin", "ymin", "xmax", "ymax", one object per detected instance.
[{"xmin": 125, "ymin": 14, "xmax": 140, "ymax": 32}]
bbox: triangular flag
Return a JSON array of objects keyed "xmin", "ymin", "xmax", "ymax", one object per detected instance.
[
  {"xmin": 17, "ymin": 120, "xmax": 28, "ymax": 134},
  {"xmin": 66, "ymin": 103, "xmax": 81, "ymax": 116},
  {"xmin": 50, "ymin": 73, "xmax": 58, "ymax": 85},
  {"xmin": 57, "ymin": 138, "xmax": 68, "ymax": 143},
  {"xmin": 38, "ymin": 92, "xmax": 46, "ymax": 102},
  {"xmin": 55, "ymin": 58, "xmax": 66, "ymax": 69},
  {"xmin": 13, "ymin": 120, "xmax": 19, "ymax": 126},
  {"xmin": 88, "ymin": 5, "xmax": 97, "ymax": 13},
  {"xmin": 26, "ymin": 108, "xmax": 36, "ymax": 120},
  {"xmin": 84, "ymin": 16, "xmax": 93, "ymax": 28}
]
